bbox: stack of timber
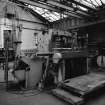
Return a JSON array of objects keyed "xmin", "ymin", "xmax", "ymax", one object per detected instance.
[
  {"xmin": 52, "ymin": 72, "xmax": 105, "ymax": 105},
  {"xmin": 52, "ymin": 88, "xmax": 83, "ymax": 105},
  {"xmin": 61, "ymin": 73, "xmax": 105, "ymax": 96}
]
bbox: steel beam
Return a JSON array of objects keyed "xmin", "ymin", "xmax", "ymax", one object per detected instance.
[
  {"xmin": 44, "ymin": 0, "xmax": 90, "ymax": 16},
  {"xmin": 14, "ymin": 0, "xmax": 83, "ymax": 18},
  {"xmin": 63, "ymin": 11, "xmax": 83, "ymax": 18},
  {"xmin": 68, "ymin": 0, "xmax": 96, "ymax": 11},
  {"xmin": 16, "ymin": 18, "xmax": 48, "ymax": 25},
  {"xmin": 68, "ymin": 19, "xmax": 105, "ymax": 30},
  {"xmin": 18, "ymin": 0, "xmax": 58, "ymax": 12}
]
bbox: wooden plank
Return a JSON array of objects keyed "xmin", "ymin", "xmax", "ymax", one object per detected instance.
[
  {"xmin": 62, "ymin": 73, "xmax": 105, "ymax": 96},
  {"xmin": 52, "ymin": 88, "xmax": 83, "ymax": 105}
]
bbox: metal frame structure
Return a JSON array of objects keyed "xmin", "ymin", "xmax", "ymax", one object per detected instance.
[{"xmin": 8, "ymin": 0, "xmax": 105, "ymax": 22}]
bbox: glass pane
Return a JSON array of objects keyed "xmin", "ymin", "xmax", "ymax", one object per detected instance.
[{"xmin": 27, "ymin": 0, "xmax": 105, "ymax": 22}]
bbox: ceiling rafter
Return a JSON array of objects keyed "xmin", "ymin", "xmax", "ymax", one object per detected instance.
[
  {"xmin": 100, "ymin": 0, "xmax": 104, "ymax": 5},
  {"xmin": 67, "ymin": 0, "xmax": 97, "ymax": 11},
  {"xmin": 37, "ymin": 0, "xmax": 90, "ymax": 16},
  {"xmin": 94, "ymin": 0, "xmax": 100, "ymax": 6},
  {"xmin": 57, "ymin": 0, "xmax": 90, "ymax": 14},
  {"xmin": 90, "ymin": 0, "xmax": 97, "ymax": 7},
  {"xmin": 37, "ymin": 0, "xmax": 89, "ymax": 17},
  {"xmin": 15, "ymin": 0, "xmax": 84, "ymax": 18},
  {"xmin": 83, "ymin": 0, "xmax": 97, "ymax": 7},
  {"xmin": 7, "ymin": 0, "xmax": 105, "ymax": 22}
]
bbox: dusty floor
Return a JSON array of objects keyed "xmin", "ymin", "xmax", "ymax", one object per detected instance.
[
  {"xmin": 0, "ymin": 70, "xmax": 105, "ymax": 105},
  {"xmin": 0, "ymin": 89, "xmax": 69, "ymax": 105},
  {"xmin": 0, "ymin": 69, "xmax": 68, "ymax": 105},
  {"xmin": 0, "ymin": 88, "xmax": 105, "ymax": 105}
]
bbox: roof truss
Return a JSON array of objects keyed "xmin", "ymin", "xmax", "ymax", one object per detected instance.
[{"xmin": 8, "ymin": 0, "xmax": 105, "ymax": 22}]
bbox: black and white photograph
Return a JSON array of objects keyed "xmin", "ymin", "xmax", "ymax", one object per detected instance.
[{"xmin": 0, "ymin": 0, "xmax": 105, "ymax": 105}]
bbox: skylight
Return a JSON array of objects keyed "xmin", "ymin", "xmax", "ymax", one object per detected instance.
[
  {"xmin": 75, "ymin": 0, "xmax": 105, "ymax": 8},
  {"xmin": 27, "ymin": 0, "xmax": 105, "ymax": 22},
  {"xmin": 28, "ymin": 6, "xmax": 67, "ymax": 22}
]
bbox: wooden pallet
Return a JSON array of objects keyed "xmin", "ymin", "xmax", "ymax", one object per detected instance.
[
  {"xmin": 62, "ymin": 73, "xmax": 105, "ymax": 96},
  {"xmin": 52, "ymin": 88, "xmax": 83, "ymax": 105}
]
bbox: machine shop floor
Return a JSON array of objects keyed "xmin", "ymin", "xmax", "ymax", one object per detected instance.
[
  {"xmin": 0, "ymin": 69, "xmax": 105, "ymax": 105},
  {"xmin": 0, "ymin": 89, "xmax": 68, "ymax": 105},
  {"xmin": 0, "ymin": 87, "xmax": 105, "ymax": 105}
]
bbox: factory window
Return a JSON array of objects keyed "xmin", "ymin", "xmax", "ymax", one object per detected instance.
[
  {"xmin": 34, "ymin": 33, "xmax": 38, "ymax": 47},
  {"xmin": 3, "ymin": 30, "xmax": 13, "ymax": 49}
]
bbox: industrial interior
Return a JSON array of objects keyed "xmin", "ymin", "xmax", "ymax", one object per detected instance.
[{"xmin": 0, "ymin": 0, "xmax": 105, "ymax": 105}]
